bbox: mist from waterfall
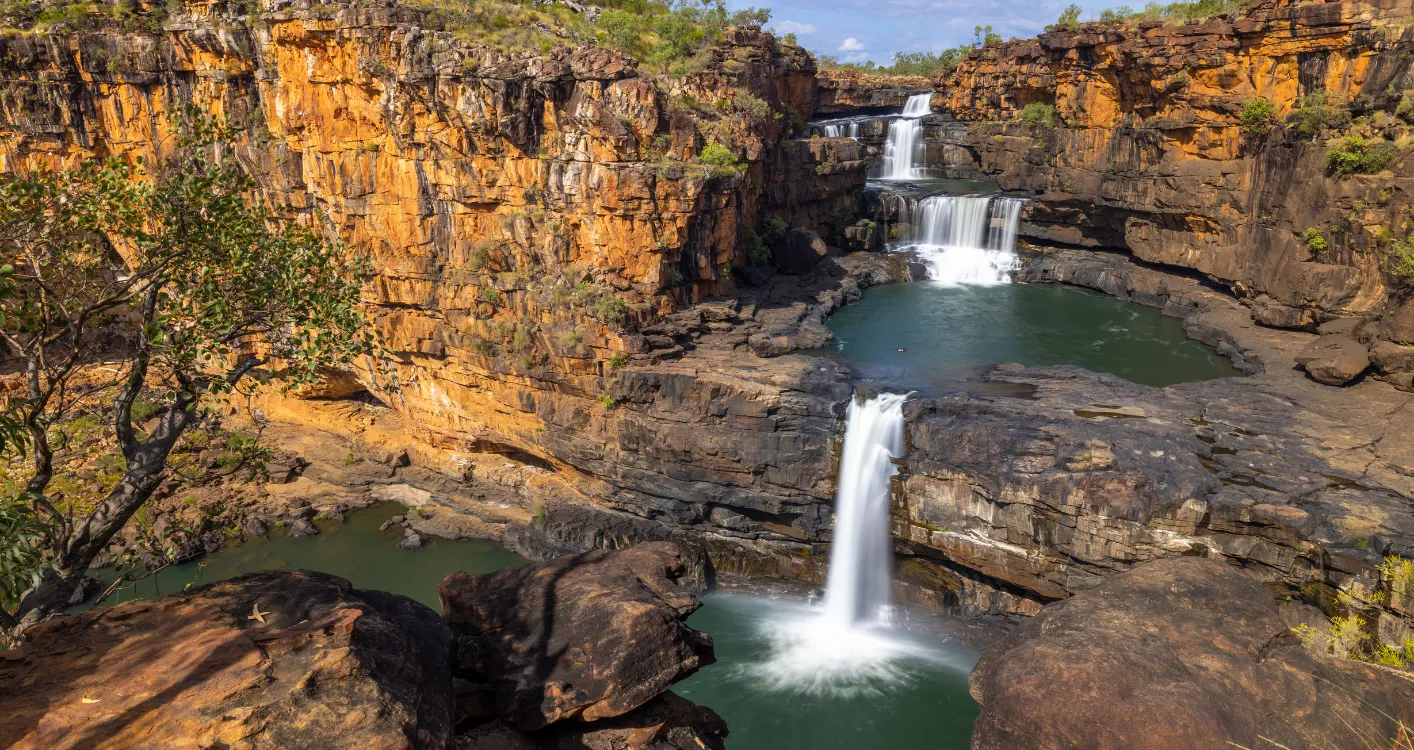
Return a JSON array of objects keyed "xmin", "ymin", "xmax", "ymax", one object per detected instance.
[
  {"xmin": 894, "ymin": 195, "xmax": 1024, "ymax": 285},
  {"xmin": 738, "ymin": 392, "xmax": 949, "ymax": 695},
  {"xmin": 879, "ymin": 93, "xmax": 933, "ymax": 180}
]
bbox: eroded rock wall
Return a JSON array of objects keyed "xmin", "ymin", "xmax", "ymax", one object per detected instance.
[{"xmin": 906, "ymin": 0, "xmax": 1414, "ymax": 339}]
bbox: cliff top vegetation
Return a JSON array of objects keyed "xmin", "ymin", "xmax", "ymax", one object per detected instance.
[
  {"xmin": 817, "ymin": 25, "xmax": 1000, "ymax": 78},
  {"xmin": 0, "ymin": 0, "xmax": 779, "ymax": 77}
]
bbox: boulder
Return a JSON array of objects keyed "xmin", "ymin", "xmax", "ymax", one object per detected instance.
[
  {"xmin": 1295, "ymin": 334, "xmax": 1370, "ymax": 385},
  {"xmin": 970, "ymin": 558, "xmax": 1414, "ymax": 750},
  {"xmin": 1371, "ymin": 339, "xmax": 1414, "ymax": 374},
  {"xmin": 439, "ymin": 541, "xmax": 713, "ymax": 730},
  {"xmin": 457, "ymin": 693, "xmax": 727, "ymax": 750},
  {"xmin": 775, "ymin": 228, "xmax": 829, "ymax": 274},
  {"xmin": 0, "ymin": 571, "xmax": 453, "ymax": 749}
]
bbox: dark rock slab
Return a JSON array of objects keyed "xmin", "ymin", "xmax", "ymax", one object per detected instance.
[
  {"xmin": 0, "ymin": 570, "xmax": 452, "ymax": 750},
  {"xmin": 1296, "ymin": 334, "xmax": 1371, "ymax": 385},
  {"xmin": 970, "ymin": 557, "xmax": 1414, "ymax": 750},
  {"xmin": 439, "ymin": 541, "xmax": 713, "ymax": 730},
  {"xmin": 457, "ymin": 692, "xmax": 727, "ymax": 750}
]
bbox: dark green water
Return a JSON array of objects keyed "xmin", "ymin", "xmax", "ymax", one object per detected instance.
[
  {"xmin": 89, "ymin": 503, "xmax": 524, "ymax": 611},
  {"xmin": 819, "ymin": 282, "xmax": 1242, "ymax": 388},
  {"xmin": 675, "ymin": 595, "xmax": 981, "ymax": 750},
  {"xmin": 83, "ymin": 504, "xmax": 986, "ymax": 749}
]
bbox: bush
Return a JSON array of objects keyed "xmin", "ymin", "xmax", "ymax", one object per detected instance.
[
  {"xmin": 1397, "ymin": 91, "xmax": 1414, "ymax": 125},
  {"xmin": 1327, "ymin": 135, "xmax": 1398, "ymax": 177},
  {"xmin": 744, "ymin": 227, "xmax": 772, "ymax": 266},
  {"xmin": 699, "ymin": 142, "xmax": 738, "ymax": 168},
  {"xmin": 817, "ymin": 47, "xmax": 972, "ymax": 77},
  {"xmin": 761, "ymin": 215, "xmax": 789, "ymax": 246},
  {"xmin": 607, "ymin": 352, "xmax": 628, "ymax": 370},
  {"xmin": 1288, "ymin": 89, "xmax": 1350, "ymax": 138},
  {"xmin": 1302, "ymin": 227, "xmax": 1328, "ymax": 255},
  {"xmin": 1391, "ymin": 236, "xmax": 1414, "ymax": 287},
  {"xmin": 1046, "ymin": 3, "xmax": 1083, "ymax": 31},
  {"xmin": 1238, "ymin": 97, "xmax": 1278, "ymax": 138},
  {"xmin": 1018, "ymin": 102, "xmax": 1060, "ymax": 129},
  {"xmin": 598, "ymin": 393, "xmax": 618, "ymax": 411}
]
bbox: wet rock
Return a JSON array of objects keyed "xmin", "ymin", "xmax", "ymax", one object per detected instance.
[
  {"xmin": 458, "ymin": 693, "xmax": 727, "ymax": 750},
  {"xmin": 242, "ymin": 515, "xmax": 269, "ymax": 537},
  {"xmin": 970, "ymin": 558, "xmax": 1414, "ymax": 750},
  {"xmin": 0, "ymin": 571, "xmax": 453, "ymax": 749},
  {"xmin": 775, "ymin": 229, "xmax": 829, "ymax": 274},
  {"xmin": 287, "ymin": 518, "xmax": 320, "ymax": 538},
  {"xmin": 1295, "ymin": 335, "xmax": 1371, "ymax": 385},
  {"xmin": 65, "ymin": 576, "xmax": 101, "ymax": 607},
  {"xmin": 400, "ymin": 530, "xmax": 424, "ymax": 550},
  {"xmin": 439, "ymin": 542, "xmax": 713, "ymax": 730}
]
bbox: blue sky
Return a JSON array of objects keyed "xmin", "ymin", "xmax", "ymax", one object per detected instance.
[{"xmin": 726, "ymin": 0, "xmax": 1118, "ymax": 65}]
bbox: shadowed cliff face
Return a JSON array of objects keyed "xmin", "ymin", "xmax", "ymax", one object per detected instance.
[
  {"xmin": 833, "ymin": 0, "xmax": 1414, "ymax": 339},
  {"xmin": 0, "ymin": 1, "xmax": 871, "ymax": 540}
]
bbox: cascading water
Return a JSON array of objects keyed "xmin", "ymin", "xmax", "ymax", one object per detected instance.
[
  {"xmin": 879, "ymin": 93, "xmax": 932, "ymax": 180},
  {"xmin": 743, "ymin": 392, "xmax": 947, "ymax": 694},
  {"xmin": 894, "ymin": 195, "xmax": 1025, "ymax": 285},
  {"xmin": 822, "ymin": 393, "xmax": 908, "ymax": 626},
  {"xmin": 820, "ymin": 122, "xmax": 860, "ymax": 140}
]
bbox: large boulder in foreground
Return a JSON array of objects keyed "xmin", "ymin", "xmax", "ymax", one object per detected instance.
[
  {"xmin": 439, "ymin": 541, "xmax": 714, "ymax": 731},
  {"xmin": 0, "ymin": 570, "xmax": 452, "ymax": 750},
  {"xmin": 970, "ymin": 557, "xmax": 1414, "ymax": 750}
]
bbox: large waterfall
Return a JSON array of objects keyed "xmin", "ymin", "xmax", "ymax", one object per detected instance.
[
  {"xmin": 822, "ymin": 393, "xmax": 908, "ymax": 626},
  {"xmin": 879, "ymin": 93, "xmax": 932, "ymax": 180},
  {"xmin": 894, "ymin": 195, "xmax": 1024, "ymax": 285}
]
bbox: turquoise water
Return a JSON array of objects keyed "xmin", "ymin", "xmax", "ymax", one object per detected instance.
[
  {"xmin": 819, "ymin": 282, "xmax": 1242, "ymax": 388},
  {"xmin": 89, "ymin": 503, "xmax": 524, "ymax": 611}
]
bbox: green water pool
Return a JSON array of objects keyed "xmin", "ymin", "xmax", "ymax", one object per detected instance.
[{"xmin": 818, "ymin": 282, "xmax": 1242, "ymax": 388}]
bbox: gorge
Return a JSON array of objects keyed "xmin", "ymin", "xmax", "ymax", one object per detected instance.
[{"xmin": 2, "ymin": 0, "xmax": 1414, "ymax": 747}]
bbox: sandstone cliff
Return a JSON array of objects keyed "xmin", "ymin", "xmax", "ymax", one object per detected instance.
[{"xmin": 921, "ymin": 0, "xmax": 1414, "ymax": 346}]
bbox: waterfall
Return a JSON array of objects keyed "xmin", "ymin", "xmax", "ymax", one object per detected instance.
[
  {"xmin": 821, "ymin": 122, "xmax": 860, "ymax": 140},
  {"xmin": 879, "ymin": 93, "xmax": 932, "ymax": 180},
  {"xmin": 822, "ymin": 392, "xmax": 908, "ymax": 626},
  {"xmin": 894, "ymin": 194, "xmax": 1024, "ymax": 285}
]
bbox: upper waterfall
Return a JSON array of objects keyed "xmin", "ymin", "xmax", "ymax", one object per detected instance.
[{"xmin": 879, "ymin": 93, "xmax": 933, "ymax": 181}]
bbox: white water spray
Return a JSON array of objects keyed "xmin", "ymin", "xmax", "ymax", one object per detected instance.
[
  {"xmin": 821, "ymin": 122, "xmax": 861, "ymax": 139},
  {"xmin": 822, "ymin": 393, "xmax": 908, "ymax": 626},
  {"xmin": 879, "ymin": 93, "xmax": 932, "ymax": 180},
  {"xmin": 894, "ymin": 195, "xmax": 1025, "ymax": 285}
]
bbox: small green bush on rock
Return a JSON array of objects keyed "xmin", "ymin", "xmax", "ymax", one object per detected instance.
[
  {"xmin": 1327, "ymin": 135, "xmax": 1398, "ymax": 177},
  {"xmin": 1288, "ymin": 89, "xmax": 1350, "ymax": 138},
  {"xmin": 1238, "ymin": 97, "xmax": 1278, "ymax": 138},
  {"xmin": 1018, "ymin": 102, "xmax": 1060, "ymax": 130},
  {"xmin": 1303, "ymin": 227, "xmax": 1328, "ymax": 255}
]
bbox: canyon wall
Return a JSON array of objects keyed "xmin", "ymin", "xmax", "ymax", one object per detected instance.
[
  {"xmin": 837, "ymin": 0, "xmax": 1414, "ymax": 340},
  {"xmin": 0, "ymin": 0, "xmax": 873, "ymax": 544}
]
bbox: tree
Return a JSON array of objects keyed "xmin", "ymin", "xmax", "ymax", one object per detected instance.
[
  {"xmin": 974, "ymin": 25, "xmax": 1002, "ymax": 46},
  {"xmin": 0, "ymin": 107, "xmax": 377, "ymax": 639},
  {"xmin": 1046, "ymin": 3, "xmax": 1084, "ymax": 31}
]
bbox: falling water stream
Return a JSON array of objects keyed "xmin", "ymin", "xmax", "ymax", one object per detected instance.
[
  {"xmin": 879, "ymin": 93, "xmax": 933, "ymax": 180},
  {"xmin": 894, "ymin": 194, "xmax": 1025, "ymax": 284}
]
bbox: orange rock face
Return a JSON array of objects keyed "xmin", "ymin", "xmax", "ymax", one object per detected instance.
[{"xmin": 915, "ymin": 0, "xmax": 1414, "ymax": 338}]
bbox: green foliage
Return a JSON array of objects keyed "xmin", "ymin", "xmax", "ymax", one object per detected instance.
[
  {"xmin": 1238, "ymin": 97, "xmax": 1278, "ymax": 139},
  {"xmin": 1396, "ymin": 90, "xmax": 1414, "ymax": 125},
  {"xmin": 1326, "ymin": 135, "xmax": 1398, "ymax": 177},
  {"xmin": 1392, "ymin": 236, "xmax": 1414, "ymax": 287},
  {"xmin": 698, "ymin": 142, "xmax": 738, "ymax": 169},
  {"xmin": 818, "ymin": 47, "xmax": 972, "ymax": 77},
  {"xmin": 480, "ymin": 285, "xmax": 501, "ymax": 306},
  {"xmin": 761, "ymin": 215, "xmax": 789, "ymax": 246},
  {"xmin": 1380, "ymin": 555, "xmax": 1414, "ymax": 596},
  {"xmin": 0, "ymin": 496, "xmax": 51, "ymax": 611},
  {"xmin": 1303, "ymin": 227, "xmax": 1328, "ymax": 255},
  {"xmin": 1046, "ymin": 3, "xmax": 1084, "ymax": 31},
  {"xmin": 598, "ymin": 392, "xmax": 618, "ymax": 411},
  {"xmin": 607, "ymin": 352, "xmax": 628, "ymax": 370},
  {"xmin": 1017, "ymin": 102, "xmax": 1060, "ymax": 130},
  {"xmin": 744, "ymin": 227, "xmax": 772, "ymax": 266},
  {"xmin": 1090, "ymin": 0, "xmax": 1248, "ymax": 25},
  {"xmin": 1287, "ymin": 89, "xmax": 1351, "ymax": 138},
  {"xmin": 1, "ymin": 0, "xmax": 170, "ymax": 33},
  {"xmin": 435, "ymin": 0, "xmax": 772, "ymax": 74},
  {"xmin": 974, "ymin": 24, "xmax": 1002, "ymax": 46}
]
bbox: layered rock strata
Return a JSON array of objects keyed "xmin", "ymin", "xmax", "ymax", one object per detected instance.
[{"xmin": 970, "ymin": 557, "xmax": 1414, "ymax": 750}]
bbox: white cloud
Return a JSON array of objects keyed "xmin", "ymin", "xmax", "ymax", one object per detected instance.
[
  {"xmin": 775, "ymin": 20, "xmax": 820, "ymax": 35},
  {"xmin": 839, "ymin": 37, "xmax": 867, "ymax": 51}
]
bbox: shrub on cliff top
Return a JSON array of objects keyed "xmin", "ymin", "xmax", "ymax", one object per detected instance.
[
  {"xmin": 1238, "ymin": 97, "xmax": 1278, "ymax": 139},
  {"xmin": 1088, "ymin": 0, "xmax": 1249, "ymax": 26},
  {"xmin": 698, "ymin": 142, "xmax": 739, "ymax": 170},
  {"xmin": 1045, "ymin": 4, "xmax": 1084, "ymax": 31},
  {"xmin": 817, "ymin": 47, "xmax": 973, "ymax": 77},
  {"xmin": 1327, "ymin": 134, "xmax": 1399, "ymax": 177},
  {"xmin": 1017, "ymin": 102, "xmax": 1060, "ymax": 130}
]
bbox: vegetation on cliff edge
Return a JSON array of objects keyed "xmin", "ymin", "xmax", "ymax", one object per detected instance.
[{"xmin": 0, "ymin": 108, "xmax": 377, "ymax": 641}]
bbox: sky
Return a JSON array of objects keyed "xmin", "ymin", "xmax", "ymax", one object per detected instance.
[{"xmin": 725, "ymin": 0, "xmax": 1120, "ymax": 66}]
